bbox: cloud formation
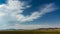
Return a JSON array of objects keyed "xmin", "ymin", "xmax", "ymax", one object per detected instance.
[
  {"xmin": 15, "ymin": 3, "xmax": 57, "ymax": 22},
  {"xmin": 13, "ymin": 24, "xmax": 51, "ymax": 30},
  {"xmin": 0, "ymin": 0, "xmax": 57, "ymax": 22},
  {"xmin": 0, "ymin": 0, "xmax": 58, "ymax": 30}
]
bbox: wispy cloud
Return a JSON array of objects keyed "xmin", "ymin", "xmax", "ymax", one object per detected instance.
[
  {"xmin": 0, "ymin": 0, "xmax": 57, "ymax": 22},
  {"xmin": 16, "ymin": 3, "xmax": 57, "ymax": 22},
  {"xmin": 13, "ymin": 24, "xmax": 50, "ymax": 30},
  {"xmin": 0, "ymin": 0, "xmax": 58, "ymax": 30}
]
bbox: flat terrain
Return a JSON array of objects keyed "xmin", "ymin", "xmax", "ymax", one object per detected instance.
[{"xmin": 0, "ymin": 30, "xmax": 60, "ymax": 34}]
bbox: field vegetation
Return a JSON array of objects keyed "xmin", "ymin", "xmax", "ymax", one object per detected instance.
[{"xmin": 0, "ymin": 29, "xmax": 60, "ymax": 34}]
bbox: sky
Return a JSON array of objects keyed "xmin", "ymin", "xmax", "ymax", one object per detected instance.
[{"xmin": 0, "ymin": 0, "xmax": 60, "ymax": 30}]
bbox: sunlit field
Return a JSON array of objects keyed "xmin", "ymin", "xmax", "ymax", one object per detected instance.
[{"xmin": 0, "ymin": 29, "xmax": 60, "ymax": 34}]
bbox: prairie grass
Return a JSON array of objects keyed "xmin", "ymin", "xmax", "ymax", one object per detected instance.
[{"xmin": 0, "ymin": 30, "xmax": 60, "ymax": 34}]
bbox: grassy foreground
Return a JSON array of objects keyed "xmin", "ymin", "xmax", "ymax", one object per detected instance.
[{"xmin": 0, "ymin": 30, "xmax": 60, "ymax": 34}]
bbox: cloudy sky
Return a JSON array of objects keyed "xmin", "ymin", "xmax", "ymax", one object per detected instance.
[{"xmin": 0, "ymin": 0, "xmax": 60, "ymax": 30}]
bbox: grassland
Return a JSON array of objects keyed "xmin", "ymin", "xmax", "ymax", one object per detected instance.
[{"xmin": 0, "ymin": 30, "xmax": 60, "ymax": 34}]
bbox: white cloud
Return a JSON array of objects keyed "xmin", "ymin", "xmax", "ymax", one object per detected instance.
[
  {"xmin": 13, "ymin": 24, "xmax": 51, "ymax": 30},
  {"xmin": 0, "ymin": 0, "xmax": 58, "ymax": 30},
  {"xmin": 0, "ymin": 0, "xmax": 57, "ymax": 22},
  {"xmin": 0, "ymin": 4, "xmax": 5, "ymax": 8},
  {"xmin": 0, "ymin": 12, "xmax": 5, "ymax": 17},
  {"xmin": 15, "ymin": 3, "xmax": 57, "ymax": 22},
  {"xmin": 7, "ymin": 0, "xmax": 23, "ymax": 10},
  {"xmin": 40, "ymin": 3, "xmax": 57, "ymax": 14},
  {"xmin": 12, "ymin": 24, "xmax": 60, "ymax": 30}
]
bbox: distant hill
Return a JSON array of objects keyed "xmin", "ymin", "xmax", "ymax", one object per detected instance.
[
  {"xmin": 36, "ymin": 28, "xmax": 60, "ymax": 30},
  {"xmin": 1, "ymin": 28, "xmax": 60, "ymax": 31}
]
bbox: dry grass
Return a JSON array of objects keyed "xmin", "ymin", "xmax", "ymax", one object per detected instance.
[{"xmin": 0, "ymin": 30, "xmax": 60, "ymax": 34}]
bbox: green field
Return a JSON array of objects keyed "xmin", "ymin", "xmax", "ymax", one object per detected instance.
[{"xmin": 0, "ymin": 30, "xmax": 60, "ymax": 34}]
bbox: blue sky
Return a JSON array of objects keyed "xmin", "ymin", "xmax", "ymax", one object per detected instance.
[
  {"xmin": 0, "ymin": 0, "xmax": 60, "ymax": 30},
  {"xmin": 22, "ymin": 0, "xmax": 60, "ymax": 25}
]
